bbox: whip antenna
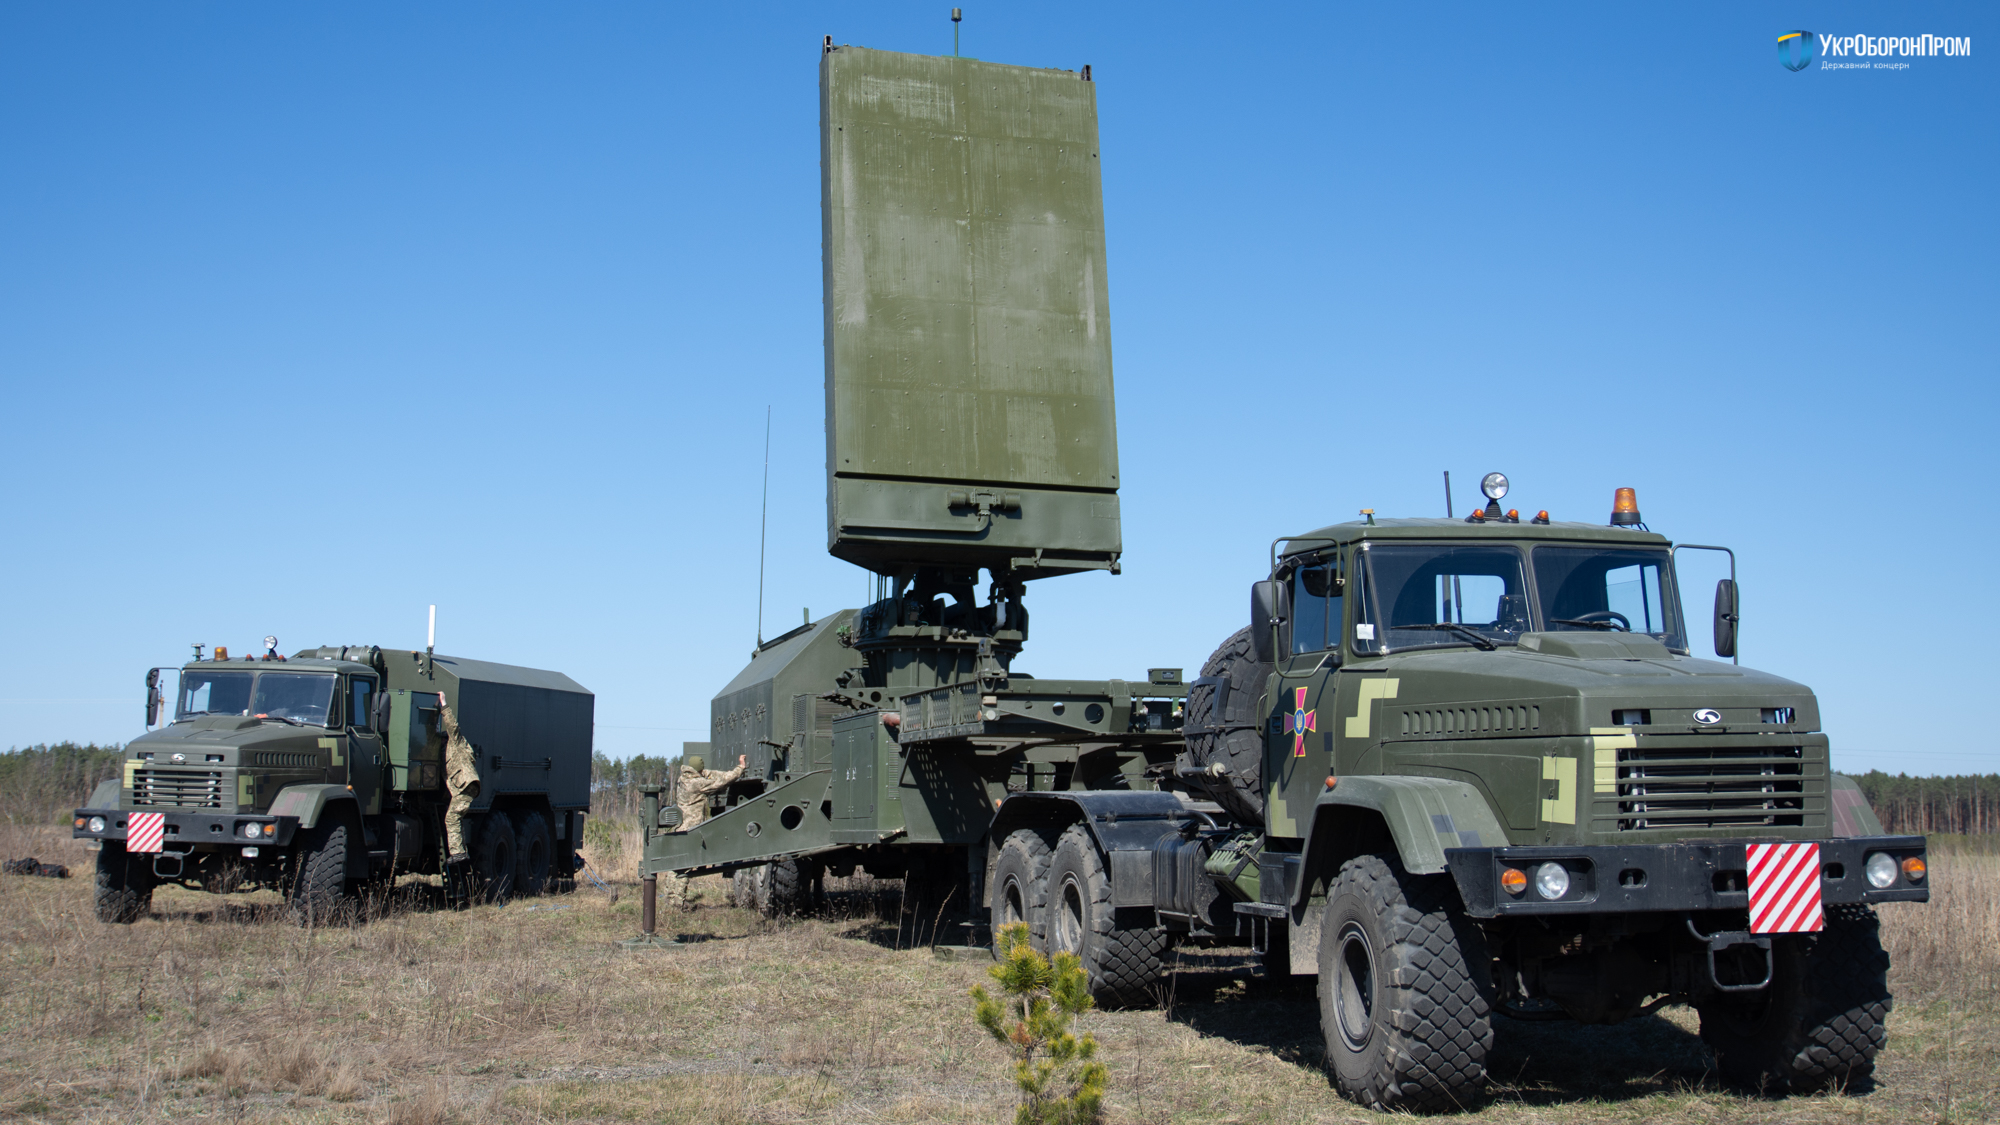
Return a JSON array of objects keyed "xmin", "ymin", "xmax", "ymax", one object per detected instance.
[{"xmin": 757, "ymin": 406, "xmax": 771, "ymax": 646}]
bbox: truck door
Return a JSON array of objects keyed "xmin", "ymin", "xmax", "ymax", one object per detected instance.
[
  {"xmin": 1267, "ymin": 559, "xmax": 1342, "ymax": 838},
  {"xmin": 346, "ymin": 676, "xmax": 383, "ymax": 816}
]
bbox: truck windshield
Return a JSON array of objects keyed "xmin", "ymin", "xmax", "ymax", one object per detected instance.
[
  {"xmin": 1354, "ymin": 545, "xmax": 1531, "ymax": 653},
  {"xmin": 178, "ymin": 671, "xmax": 253, "ymax": 717},
  {"xmin": 1532, "ymin": 546, "xmax": 1685, "ymax": 650},
  {"xmin": 175, "ymin": 670, "xmax": 337, "ymax": 725},
  {"xmin": 250, "ymin": 674, "xmax": 337, "ymax": 725}
]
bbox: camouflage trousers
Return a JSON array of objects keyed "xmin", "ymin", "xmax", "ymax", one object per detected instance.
[
  {"xmin": 445, "ymin": 767, "xmax": 480, "ymax": 857},
  {"xmin": 661, "ymin": 869, "xmax": 693, "ymax": 908}
]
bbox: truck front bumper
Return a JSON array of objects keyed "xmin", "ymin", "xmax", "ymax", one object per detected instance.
[
  {"xmin": 1444, "ymin": 836, "xmax": 1929, "ymax": 919},
  {"xmin": 72, "ymin": 807, "xmax": 300, "ymax": 851}
]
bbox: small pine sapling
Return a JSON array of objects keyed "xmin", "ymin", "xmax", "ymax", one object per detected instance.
[{"xmin": 971, "ymin": 922, "xmax": 1108, "ymax": 1125}]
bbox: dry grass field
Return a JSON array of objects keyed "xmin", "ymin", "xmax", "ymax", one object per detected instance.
[{"xmin": 0, "ymin": 821, "xmax": 1994, "ymax": 1125}]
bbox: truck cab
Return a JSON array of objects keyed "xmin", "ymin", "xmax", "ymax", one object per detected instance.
[{"xmin": 1173, "ymin": 487, "xmax": 1929, "ymax": 1108}]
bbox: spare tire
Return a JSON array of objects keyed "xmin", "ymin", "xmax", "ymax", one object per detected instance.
[{"xmin": 1180, "ymin": 626, "xmax": 1271, "ymax": 825}]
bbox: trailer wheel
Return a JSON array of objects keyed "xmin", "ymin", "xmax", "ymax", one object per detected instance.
[
  {"xmin": 1047, "ymin": 824, "xmax": 1167, "ymax": 1008},
  {"xmin": 1181, "ymin": 627, "xmax": 1272, "ymax": 824},
  {"xmin": 514, "ymin": 811, "xmax": 554, "ymax": 897},
  {"xmin": 470, "ymin": 812, "xmax": 517, "ymax": 904},
  {"xmin": 288, "ymin": 823, "xmax": 355, "ymax": 926},
  {"xmin": 94, "ymin": 842, "xmax": 154, "ymax": 924},
  {"xmin": 1318, "ymin": 853, "xmax": 1490, "ymax": 1111},
  {"xmin": 1698, "ymin": 904, "xmax": 1890, "ymax": 1092},
  {"xmin": 991, "ymin": 828, "xmax": 1055, "ymax": 950},
  {"xmin": 759, "ymin": 855, "xmax": 819, "ymax": 917},
  {"xmin": 732, "ymin": 864, "xmax": 765, "ymax": 910}
]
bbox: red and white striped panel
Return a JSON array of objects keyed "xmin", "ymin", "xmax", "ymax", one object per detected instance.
[
  {"xmin": 126, "ymin": 812, "xmax": 166, "ymax": 854},
  {"xmin": 1747, "ymin": 842, "xmax": 1823, "ymax": 934}
]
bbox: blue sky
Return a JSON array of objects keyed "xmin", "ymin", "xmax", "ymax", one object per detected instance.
[{"xmin": 2, "ymin": 4, "xmax": 1993, "ymax": 777}]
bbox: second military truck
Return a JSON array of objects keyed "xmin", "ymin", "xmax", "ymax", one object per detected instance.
[{"xmin": 77, "ymin": 644, "xmax": 593, "ymax": 923}]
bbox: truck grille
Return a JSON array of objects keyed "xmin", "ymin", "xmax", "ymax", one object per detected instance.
[
  {"xmin": 1614, "ymin": 744, "xmax": 1806, "ymax": 831},
  {"xmin": 132, "ymin": 769, "xmax": 225, "ymax": 809}
]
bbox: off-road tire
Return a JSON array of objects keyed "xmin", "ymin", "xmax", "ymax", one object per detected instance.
[
  {"xmin": 991, "ymin": 827, "xmax": 1056, "ymax": 950},
  {"xmin": 1318, "ymin": 853, "xmax": 1490, "ymax": 1111},
  {"xmin": 288, "ymin": 823, "xmax": 355, "ymax": 927},
  {"xmin": 471, "ymin": 811, "xmax": 518, "ymax": 904},
  {"xmin": 732, "ymin": 864, "xmax": 765, "ymax": 910},
  {"xmin": 1698, "ymin": 904, "xmax": 1891, "ymax": 1092},
  {"xmin": 1182, "ymin": 627, "xmax": 1273, "ymax": 825},
  {"xmin": 759, "ymin": 855, "xmax": 819, "ymax": 918},
  {"xmin": 514, "ymin": 810, "xmax": 554, "ymax": 897},
  {"xmin": 1047, "ymin": 824, "xmax": 1168, "ymax": 1008},
  {"xmin": 94, "ymin": 842, "xmax": 153, "ymax": 924}
]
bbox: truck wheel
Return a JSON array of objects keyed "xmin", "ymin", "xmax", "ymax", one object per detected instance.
[
  {"xmin": 732, "ymin": 864, "xmax": 765, "ymax": 910},
  {"xmin": 760, "ymin": 855, "xmax": 819, "ymax": 917},
  {"xmin": 991, "ymin": 827, "xmax": 1055, "ymax": 950},
  {"xmin": 94, "ymin": 842, "xmax": 154, "ymax": 924},
  {"xmin": 514, "ymin": 811, "xmax": 554, "ymax": 897},
  {"xmin": 471, "ymin": 812, "xmax": 517, "ymax": 904},
  {"xmin": 1181, "ymin": 627, "xmax": 1272, "ymax": 825},
  {"xmin": 1318, "ymin": 853, "xmax": 1490, "ymax": 1111},
  {"xmin": 1047, "ymin": 824, "xmax": 1167, "ymax": 1008},
  {"xmin": 288, "ymin": 823, "xmax": 355, "ymax": 926},
  {"xmin": 1698, "ymin": 904, "xmax": 1891, "ymax": 1092}
]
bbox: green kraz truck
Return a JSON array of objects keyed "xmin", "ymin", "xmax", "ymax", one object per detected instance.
[
  {"xmin": 1127, "ymin": 480, "xmax": 1928, "ymax": 1107},
  {"xmin": 76, "ymin": 644, "xmax": 593, "ymax": 923}
]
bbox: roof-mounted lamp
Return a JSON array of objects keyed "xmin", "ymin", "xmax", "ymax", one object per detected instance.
[{"xmin": 1610, "ymin": 487, "xmax": 1643, "ymax": 527}]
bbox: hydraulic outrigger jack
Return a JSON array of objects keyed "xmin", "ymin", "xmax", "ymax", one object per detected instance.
[{"xmin": 621, "ymin": 785, "xmax": 681, "ymax": 949}]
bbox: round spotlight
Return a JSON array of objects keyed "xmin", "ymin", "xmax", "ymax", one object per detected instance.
[
  {"xmin": 1864, "ymin": 852, "xmax": 1897, "ymax": 889},
  {"xmin": 88, "ymin": 816, "xmax": 107, "ymax": 833},
  {"xmin": 1481, "ymin": 472, "xmax": 1510, "ymax": 501},
  {"xmin": 1534, "ymin": 861, "xmax": 1570, "ymax": 900},
  {"xmin": 243, "ymin": 822, "xmax": 262, "ymax": 840}
]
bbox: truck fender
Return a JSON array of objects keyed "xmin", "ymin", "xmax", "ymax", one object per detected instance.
[
  {"xmin": 268, "ymin": 784, "xmax": 360, "ymax": 834},
  {"xmin": 1297, "ymin": 775, "xmax": 1509, "ymax": 906},
  {"xmin": 1829, "ymin": 773, "xmax": 1887, "ymax": 837},
  {"xmin": 990, "ymin": 791, "xmax": 1199, "ymax": 908},
  {"xmin": 82, "ymin": 779, "xmax": 120, "ymax": 811}
]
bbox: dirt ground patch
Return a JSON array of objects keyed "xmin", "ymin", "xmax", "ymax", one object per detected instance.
[{"xmin": 0, "ymin": 823, "xmax": 1993, "ymax": 1124}]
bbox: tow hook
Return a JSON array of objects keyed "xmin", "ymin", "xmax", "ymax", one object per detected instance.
[
  {"xmin": 152, "ymin": 851, "xmax": 186, "ymax": 880},
  {"xmin": 1686, "ymin": 917, "xmax": 1772, "ymax": 993}
]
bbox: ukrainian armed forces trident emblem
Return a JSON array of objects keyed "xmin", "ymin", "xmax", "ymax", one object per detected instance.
[{"xmin": 1283, "ymin": 687, "xmax": 1316, "ymax": 757}]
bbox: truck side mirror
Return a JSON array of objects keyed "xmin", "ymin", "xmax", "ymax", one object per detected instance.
[
  {"xmin": 1713, "ymin": 579, "xmax": 1739, "ymax": 658},
  {"xmin": 372, "ymin": 692, "xmax": 394, "ymax": 733},
  {"xmin": 1250, "ymin": 580, "xmax": 1281, "ymax": 664},
  {"xmin": 145, "ymin": 668, "xmax": 162, "ymax": 727}
]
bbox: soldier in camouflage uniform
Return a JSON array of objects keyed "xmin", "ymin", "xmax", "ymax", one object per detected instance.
[
  {"xmin": 660, "ymin": 752, "xmax": 746, "ymax": 908},
  {"xmin": 439, "ymin": 698, "xmax": 481, "ymax": 865}
]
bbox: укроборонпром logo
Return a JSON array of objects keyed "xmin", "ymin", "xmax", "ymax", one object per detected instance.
[{"xmin": 1778, "ymin": 30, "xmax": 1818, "ymax": 71}]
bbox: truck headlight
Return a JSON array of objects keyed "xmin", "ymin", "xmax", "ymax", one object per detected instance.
[
  {"xmin": 1864, "ymin": 852, "xmax": 1897, "ymax": 889},
  {"xmin": 242, "ymin": 823, "xmax": 262, "ymax": 840},
  {"xmin": 1534, "ymin": 862, "xmax": 1570, "ymax": 900},
  {"xmin": 88, "ymin": 816, "xmax": 106, "ymax": 833}
]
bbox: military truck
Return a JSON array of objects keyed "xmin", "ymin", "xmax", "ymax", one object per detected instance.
[
  {"xmin": 994, "ymin": 481, "xmax": 1930, "ymax": 1108},
  {"xmin": 75, "ymin": 644, "xmax": 593, "ymax": 923},
  {"xmin": 639, "ymin": 40, "xmax": 1929, "ymax": 1111}
]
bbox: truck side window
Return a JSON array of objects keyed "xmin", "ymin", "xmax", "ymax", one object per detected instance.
[
  {"xmin": 1292, "ymin": 564, "xmax": 1342, "ymax": 654},
  {"xmin": 350, "ymin": 679, "xmax": 375, "ymax": 731}
]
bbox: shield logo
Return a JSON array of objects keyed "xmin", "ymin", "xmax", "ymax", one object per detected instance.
[
  {"xmin": 1778, "ymin": 31, "xmax": 1817, "ymax": 72},
  {"xmin": 1693, "ymin": 708, "xmax": 1722, "ymax": 725}
]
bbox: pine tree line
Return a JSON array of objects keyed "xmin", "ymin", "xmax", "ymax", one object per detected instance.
[{"xmin": 1851, "ymin": 771, "xmax": 2000, "ymax": 836}]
